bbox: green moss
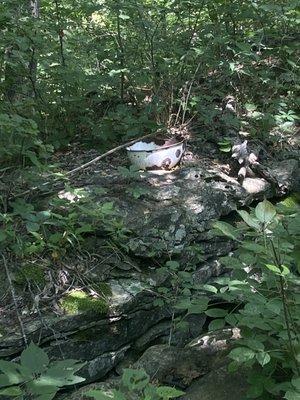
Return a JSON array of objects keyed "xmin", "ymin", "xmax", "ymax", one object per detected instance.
[
  {"xmin": 60, "ymin": 290, "xmax": 108, "ymax": 315},
  {"xmin": 14, "ymin": 264, "xmax": 45, "ymax": 286},
  {"xmin": 91, "ymin": 282, "xmax": 112, "ymax": 297}
]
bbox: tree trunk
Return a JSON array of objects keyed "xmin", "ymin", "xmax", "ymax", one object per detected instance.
[{"xmin": 28, "ymin": 0, "xmax": 40, "ymax": 98}]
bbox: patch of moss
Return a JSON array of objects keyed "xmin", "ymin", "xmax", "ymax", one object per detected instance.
[
  {"xmin": 14, "ymin": 264, "xmax": 45, "ymax": 286},
  {"xmin": 60, "ymin": 290, "xmax": 108, "ymax": 315},
  {"xmin": 91, "ymin": 282, "xmax": 112, "ymax": 297}
]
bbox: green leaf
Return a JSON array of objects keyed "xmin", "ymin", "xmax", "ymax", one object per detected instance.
[
  {"xmin": 166, "ymin": 261, "xmax": 180, "ymax": 270},
  {"xmin": 237, "ymin": 210, "xmax": 260, "ymax": 229},
  {"xmin": 188, "ymin": 298, "xmax": 209, "ymax": 314},
  {"xmin": 174, "ymin": 299, "xmax": 191, "ymax": 310},
  {"xmin": 208, "ymin": 319, "xmax": 225, "ymax": 331},
  {"xmin": 21, "ymin": 342, "xmax": 49, "ymax": 375},
  {"xmin": 201, "ymin": 284, "xmax": 218, "ymax": 293},
  {"xmin": 265, "ymin": 264, "xmax": 281, "ymax": 274},
  {"xmin": 266, "ymin": 299, "xmax": 282, "ymax": 315},
  {"xmin": 242, "ymin": 242, "xmax": 265, "ymax": 253},
  {"xmin": 26, "ymin": 381, "xmax": 58, "ymax": 397},
  {"xmin": 156, "ymin": 386, "xmax": 185, "ymax": 399},
  {"xmin": 229, "ymin": 347, "xmax": 255, "ymax": 363},
  {"xmin": 213, "ymin": 221, "xmax": 239, "ymax": 241},
  {"xmin": 284, "ymin": 390, "xmax": 300, "ymax": 400},
  {"xmin": 292, "ymin": 377, "xmax": 300, "ymax": 390},
  {"xmin": 36, "ymin": 359, "xmax": 86, "ymax": 388},
  {"xmin": 26, "ymin": 221, "xmax": 40, "ymax": 233},
  {"xmin": 86, "ymin": 390, "xmax": 113, "ymax": 399},
  {"xmin": 255, "ymin": 199, "xmax": 276, "ymax": 224},
  {"xmin": 256, "ymin": 352, "xmax": 271, "ymax": 366},
  {"xmin": 0, "ymin": 361, "xmax": 23, "ymax": 387},
  {"xmin": 205, "ymin": 308, "xmax": 228, "ymax": 317},
  {"xmin": 0, "ymin": 386, "xmax": 22, "ymax": 396},
  {"xmin": 122, "ymin": 369, "xmax": 149, "ymax": 391}
]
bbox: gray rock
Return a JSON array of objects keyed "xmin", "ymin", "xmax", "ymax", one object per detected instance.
[
  {"xmin": 134, "ymin": 313, "xmax": 207, "ymax": 351},
  {"xmin": 180, "ymin": 365, "xmax": 248, "ymax": 400},
  {"xmin": 133, "ymin": 342, "xmax": 227, "ymax": 388},
  {"xmin": 78, "ymin": 345, "xmax": 129, "ymax": 383}
]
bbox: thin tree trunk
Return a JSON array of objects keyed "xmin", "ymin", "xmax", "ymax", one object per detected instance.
[
  {"xmin": 54, "ymin": 0, "xmax": 66, "ymax": 66},
  {"xmin": 28, "ymin": 0, "xmax": 40, "ymax": 98}
]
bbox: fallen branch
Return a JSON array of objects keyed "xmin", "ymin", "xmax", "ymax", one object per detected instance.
[
  {"xmin": 66, "ymin": 132, "xmax": 156, "ymax": 176},
  {"xmin": 1, "ymin": 253, "xmax": 28, "ymax": 346},
  {"xmin": 10, "ymin": 132, "xmax": 157, "ymax": 200}
]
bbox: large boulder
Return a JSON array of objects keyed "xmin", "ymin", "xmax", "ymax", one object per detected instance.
[{"xmin": 180, "ymin": 365, "xmax": 249, "ymax": 400}]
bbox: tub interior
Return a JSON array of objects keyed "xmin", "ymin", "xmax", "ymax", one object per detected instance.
[{"xmin": 127, "ymin": 141, "xmax": 160, "ymax": 151}]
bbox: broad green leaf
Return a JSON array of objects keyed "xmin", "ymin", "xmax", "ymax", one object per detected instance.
[
  {"xmin": 229, "ymin": 347, "xmax": 255, "ymax": 363},
  {"xmin": 266, "ymin": 299, "xmax": 282, "ymax": 314},
  {"xmin": 237, "ymin": 210, "xmax": 260, "ymax": 229},
  {"xmin": 208, "ymin": 319, "xmax": 225, "ymax": 331},
  {"xmin": 0, "ymin": 361, "xmax": 23, "ymax": 387},
  {"xmin": 256, "ymin": 352, "xmax": 271, "ymax": 366},
  {"xmin": 122, "ymin": 369, "xmax": 149, "ymax": 391},
  {"xmin": 265, "ymin": 264, "xmax": 281, "ymax": 274},
  {"xmin": 205, "ymin": 308, "xmax": 228, "ymax": 317},
  {"xmin": 21, "ymin": 342, "xmax": 49, "ymax": 374},
  {"xmin": 201, "ymin": 284, "xmax": 218, "ymax": 293},
  {"xmin": 284, "ymin": 390, "xmax": 300, "ymax": 400},
  {"xmin": 242, "ymin": 242, "xmax": 265, "ymax": 253},
  {"xmin": 86, "ymin": 390, "xmax": 113, "ymax": 400},
  {"xmin": 174, "ymin": 299, "xmax": 191, "ymax": 310},
  {"xmin": 255, "ymin": 199, "xmax": 276, "ymax": 224},
  {"xmin": 292, "ymin": 377, "xmax": 300, "ymax": 390},
  {"xmin": 242, "ymin": 339, "xmax": 264, "ymax": 351},
  {"xmin": 213, "ymin": 221, "xmax": 239, "ymax": 241},
  {"xmin": 156, "ymin": 386, "xmax": 185, "ymax": 399},
  {"xmin": 26, "ymin": 381, "xmax": 58, "ymax": 395}
]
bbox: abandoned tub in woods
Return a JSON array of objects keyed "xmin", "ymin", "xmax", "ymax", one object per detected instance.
[{"xmin": 127, "ymin": 137, "xmax": 185, "ymax": 170}]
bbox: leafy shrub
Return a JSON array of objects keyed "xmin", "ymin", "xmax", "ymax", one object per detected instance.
[
  {"xmin": 0, "ymin": 342, "xmax": 85, "ymax": 399},
  {"xmin": 87, "ymin": 368, "xmax": 184, "ymax": 400},
  {"xmin": 0, "ymin": 114, "xmax": 52, "ymax": 167},
  {"xmin": 212, "ymin": 199, "xmax": 300, "ymax": 399}
]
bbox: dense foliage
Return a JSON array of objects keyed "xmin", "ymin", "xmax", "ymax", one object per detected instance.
[{"xmin": 0, "ymin": 0, "xmax": 298, "ymax": 162}]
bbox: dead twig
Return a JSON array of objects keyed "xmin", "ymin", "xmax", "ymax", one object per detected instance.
[{"xmin": 1, "ymin": 253, "xmax": 28, "ymax": 346}]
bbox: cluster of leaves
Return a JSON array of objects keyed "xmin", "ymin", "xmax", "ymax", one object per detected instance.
[
  {"xmin": 0, "ymin": 342, "xmax": 85, "ymax": 399},
  {"xmin": 151, "ymin": 199, "xmax": 299, "ymax": 399},
  {"xmin": 87, "ymin": 368, "xmax": 184, "ymax": 400},
  {"xmin": 0, "ymin": 191, "xmax": 128, "ymax": 259},
  {"xmin": 211, "ymin": 199, "xmax": 300, "ymax": 399}
]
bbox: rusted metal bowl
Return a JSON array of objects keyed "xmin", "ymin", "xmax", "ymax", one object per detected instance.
[{"xmin": 126, "ymin": 137, "xmax": 185, "ymax": 170}]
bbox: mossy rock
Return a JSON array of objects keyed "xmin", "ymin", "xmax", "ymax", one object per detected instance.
[
  {"xmin": 14, "ymin": 264, "xmax": 46, "ymax": 286},
  {"xmin": 60, "ymin": 290, "xmax": 108, "ymax": 315}
]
